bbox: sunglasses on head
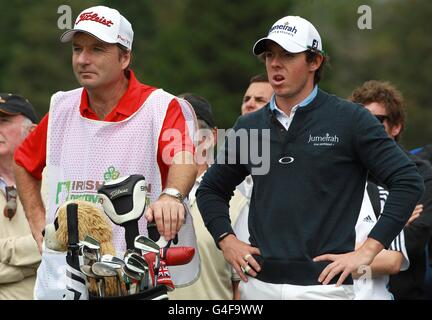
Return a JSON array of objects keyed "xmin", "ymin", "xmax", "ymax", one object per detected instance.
[{"xmin": 375, "ymin": 115, "xmax": 389, "ymax": 123}]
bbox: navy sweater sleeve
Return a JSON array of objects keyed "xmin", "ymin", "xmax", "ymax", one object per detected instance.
[
  {"xmin": 404, "ymin": 156, "xmax": 432, "ymax": 254},
  {"xmin": 353, "ymin": 107, "xmax": 425, "ymax": 247},
  {"xmin": 196, "ymin": 118, "xmax": 250, "ymax": 244}
]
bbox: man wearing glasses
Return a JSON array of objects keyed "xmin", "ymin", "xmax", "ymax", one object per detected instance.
[
  {"xmin": 350, "ymin": 80, "xmax": 432, "ymax": 299},
  {"xmin": 0, "ymin": 94, "xmax": 41, "ymax": 299}
]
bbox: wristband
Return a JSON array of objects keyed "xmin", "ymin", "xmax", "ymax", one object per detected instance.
[{"xmin": 216, "ymin": 231, "xmax": 235, "ymax": 250}]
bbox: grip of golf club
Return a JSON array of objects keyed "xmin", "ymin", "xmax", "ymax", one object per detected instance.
[
  {"xmin": 66, "ymin": 203, "xmax": 80, "ymax": 270},
  {"xmin": 66, "ymin": 203, "xmax": 79, "ymax": 245}
]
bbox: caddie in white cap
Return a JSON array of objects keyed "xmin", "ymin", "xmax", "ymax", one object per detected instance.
[
  {"xmin": 14, "ymin": 5, "xmax": 200, "ymax": 300},
  {"xmin": 60, "ymin": 6, "xmax": 133, "ymax": 50},
  {"xmin": 197, "ymin": 14, "xmax": 423, "ymax": 301}
]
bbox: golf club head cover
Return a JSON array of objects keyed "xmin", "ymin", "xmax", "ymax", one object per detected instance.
[
  {"xmin": 157, "ymin": 260, "xmax": 174, "ymax": 291},
  {"xmin": 160, "ymin": 247, "xmax": 195, "ymax": 266},
  {"xmin": 143, "ymin": 253, "xmax": 156, "ymax": 288},
  {"xmin": 98, "ymin": 175, "xmax": 147, "ymax": 224},
  {"xmin": 144, "ymin": 247, "xmax": 195, "ymax": 266},
  {"xmin": 98, "ymin": 175, "xmax": 147, "ymax": 250}
]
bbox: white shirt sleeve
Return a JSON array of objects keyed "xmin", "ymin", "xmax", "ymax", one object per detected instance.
[{"xmin": 388, "ymin": 230, "xmax": 410, "ymax": 271}]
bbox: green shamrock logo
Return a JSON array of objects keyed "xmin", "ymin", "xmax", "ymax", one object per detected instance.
[{"xmin": 104, "ymin": 166, "xmax": 120, "ymax": 182}]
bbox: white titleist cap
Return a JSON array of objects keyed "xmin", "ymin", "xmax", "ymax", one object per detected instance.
[
  {"xmin": 253, "ymin": 16, "xmax": 322, "ymax": 55},
  {"xmin": 60, "ymin": 6, "xmax": 134, "ymax": 50}
]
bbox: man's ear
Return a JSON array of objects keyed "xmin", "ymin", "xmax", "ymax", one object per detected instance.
[
  {"xmin": 28, "ymin": 124, "xmax": 37, "ymax": 133},
  {"xmin": 121, "ymin": 51, "xmax": 131, "ymax": 70},
  {"xmin": 390, "ymin": 123, "xmax": 402, "ymax": 139},
  {"xmin": 310, "ymin": 54, "xmax": 323, "ymax": 72}
]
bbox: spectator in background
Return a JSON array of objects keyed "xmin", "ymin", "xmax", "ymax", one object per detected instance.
[
  {"xmin": 352, "ymin": 180, "xmax": 409, "ymax": 299},
  {"xmin": 237, "ymin": 75, "xmax": 274, "ymax": 201},
  {"xmin": 168, "ymin": 94, "xmax": 249, "ymax": 300},
  {"xmin": 241, "ymin": 74, "xmax": 274, "ymax": 116},
  {"xmin": 350, "ymin": 80, "xmax": 432, "ymax": 300},
  {"xmin": 0, "ymin": 93, "xmax": 41, "ymax": 299},
  {"xmin": 411, "ymin": 143, "xmax": 432, "ymax": 298}
]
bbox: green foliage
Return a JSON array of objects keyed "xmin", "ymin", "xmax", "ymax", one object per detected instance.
[
  {"xmin": 0, "ymin": 0, "xmax": 430, "ymax": 149},
  {"xmin": 125, "ymin": 0, "xmax": 295, "ymax": 127},
  {"xmin": 0, "ymin": 0, "xmax": 101, "ymax": 118},
  {"xmin": 293, "ymin": 0, "xmax": 432, "ymax": 149}
]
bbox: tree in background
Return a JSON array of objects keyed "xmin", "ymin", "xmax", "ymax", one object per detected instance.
[
  {"xmin": 0, "ymin": 0, "xmax": 102, "ymax": 116},
  {"xmin": 117, "ymin": 0, "xmax": 293, "ymax": 126},
  {"xmin": 293, "ymin": 0, "xmax": 432, "ymax": 148}
]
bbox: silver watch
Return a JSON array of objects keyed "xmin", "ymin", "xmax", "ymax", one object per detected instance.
[{"xmin": 161, "ymin": 187, "xmax": 184, "ymax": 202}]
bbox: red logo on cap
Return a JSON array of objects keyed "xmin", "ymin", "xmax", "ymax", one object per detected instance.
[{"xmin": 76, "ymin": 11, "xmax": 114, "ymax": 27}]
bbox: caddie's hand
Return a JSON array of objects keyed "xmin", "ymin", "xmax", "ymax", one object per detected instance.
[
  {"xmin": 144, "ymin": 194, "xmax": 185, "ymax": 241},
  {"xmin": 219, "ymin": 234, "xmax": 261, "ymax": 282}
]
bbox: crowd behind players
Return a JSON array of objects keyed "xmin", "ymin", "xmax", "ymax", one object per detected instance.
[{"xmin": 1, "ymin": 7, "xmax": 432, "ymax": 301}]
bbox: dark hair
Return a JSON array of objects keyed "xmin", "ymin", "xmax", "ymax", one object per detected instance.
[
  {"xmin": 305, "ymin": 50, "xmax": 327, "ymax": 85},
  {"xmin": 349, "ymin": 80, "xmax": 406, "ymax": 141},
  {"xmin": 249, "ymin": 74, "xmax": 269, "ymax": 84}
]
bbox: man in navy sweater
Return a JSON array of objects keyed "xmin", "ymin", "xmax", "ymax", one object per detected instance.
[{"xmin": 196, "ymin": 16, "xmax": 424, "ymax": 299}]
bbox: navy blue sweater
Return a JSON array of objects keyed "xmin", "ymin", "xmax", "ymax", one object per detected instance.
[{"xmin": 196, "ymin": 89, "xmax": 424, "ymax": 285}]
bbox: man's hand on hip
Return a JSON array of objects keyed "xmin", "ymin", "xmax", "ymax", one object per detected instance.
[
  {"xmin": 313, "ymin": 237, "xmax": 384, "ymax": 286},
  {"xmin": 219, "ymin": 234, "xmax": 261, "ymax": 282}
]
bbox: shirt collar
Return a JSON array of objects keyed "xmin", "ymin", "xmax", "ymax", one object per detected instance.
[
  {"xmin": 79, "ymin": 70, "xmax": 153, "ymax": 121},
  {"xmin": 195, "ymin": 170, "xmax": 207, "ymax": 185},
  {"xmin": 270, "ymin": 85, "xmax": 318, "ymax": 115}
]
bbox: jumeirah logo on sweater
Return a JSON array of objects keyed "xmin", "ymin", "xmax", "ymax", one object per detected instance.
[{"xmin": 307, "ymin": 133, "xmax": 340, "ymax": 146}]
